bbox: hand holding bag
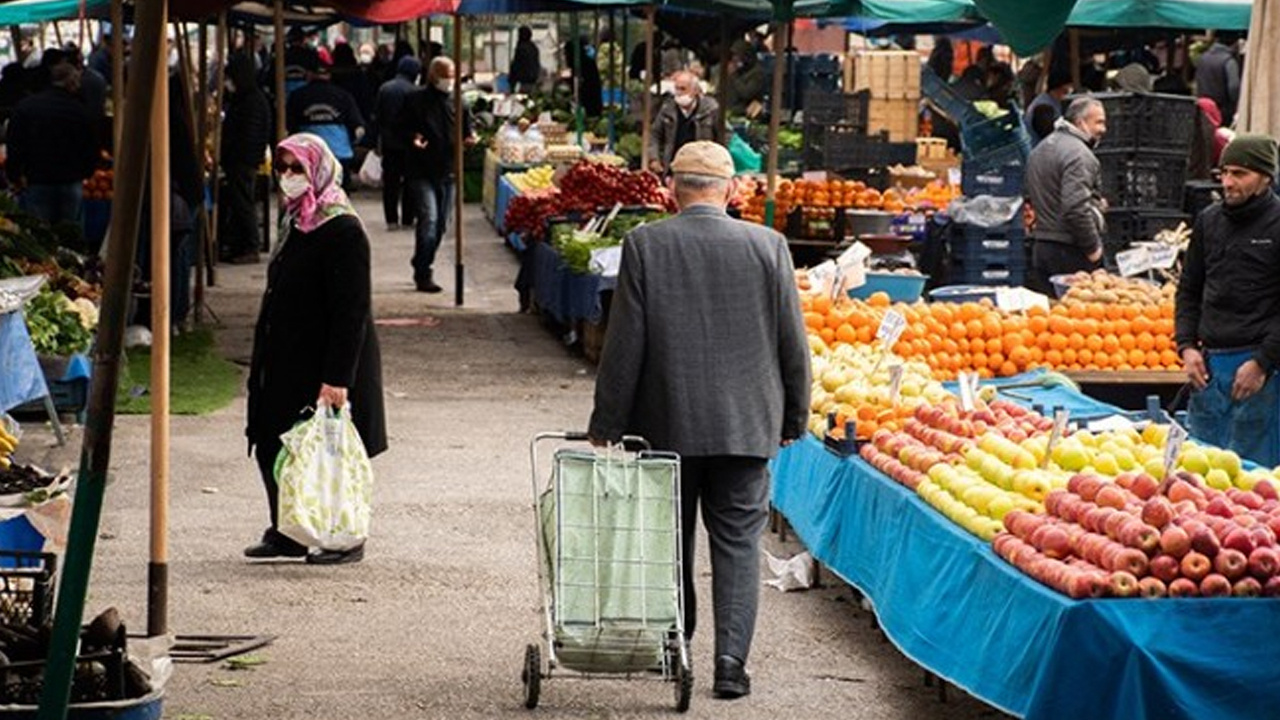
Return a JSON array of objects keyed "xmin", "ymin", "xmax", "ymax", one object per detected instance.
[{"xmin": 275, "ymin": 405, "xmax": 374, "ymax": 550}]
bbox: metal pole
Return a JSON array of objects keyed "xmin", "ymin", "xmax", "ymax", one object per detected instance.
[
  {"xmin": 764, "ymin": 19, "xmax": 788, "ymax": 229},
  {"xmin": 35, "ymin": 0, "xmax": 166, "ymax": 711},
  {"xmin": 454, "ymin": 15, "xmax": 465, "ymax": 307},
  {"xmin": 111, "ymin": 0, "xmax": 123, "ymax": 152},
  {"xmin": 195, "ymin": 20, "xmax": 209, "ymax": 319},
  {"xmin": 209, "ymin": 11, "xmax": 228, "ymax": 287},
  {"xmin": 273, "ymin": 0, "xmax": 286, "ymax": 143},
  {"xmin": 148, "ymin": 17, "xmax": 172, "ymax": 639},
  {"xmin": 621, "ymin": 11, "xmax": 628, "ymax": 115},
  {"xmin": 571, "ymin": 13, "xmax": 582, "ymax": 144},
  {"xmin": 640, "ymin": 5, "xmax": 654, "ymax": 171}
]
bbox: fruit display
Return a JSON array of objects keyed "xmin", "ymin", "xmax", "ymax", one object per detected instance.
[
  {"xmin": 0, "ymin": 421, "xmax": 17, "ymax": 470},
  {"xmin": 801, "ymin": 291, "xmax": 1180, "ymax": 379},
  {"xmin": 1057, "ymin": 269, "xmax": 1174, "ymax": 306},
  {"xmin": 807, "ymin": 336, "xmax": 952, "ymax": 439},
  {"xmin": 82, "ymin": 166, "xmax": 114, "ymax": 201},
  {"xmin": 503, "ymin": 160, "xmax": 676, "ymax": 242},
  {"xmin": 505, "ymin": 166, "xmax": 555, "ymax": 193},
  {"xmin": 737, "ymin": 177, "xmax": 959, "ymax": 230}
]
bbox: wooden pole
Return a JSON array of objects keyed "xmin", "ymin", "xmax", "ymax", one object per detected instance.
[
  {"xmin": 453, "ymin": 16, "xmax": 465, "ymax": 307},
  {"xmin": 640, "ymin": 5, "xmax": 655, "ymax": 171},
  {"xmin": 717, "ymin": 16, "xmax": 731, "ymax": 115},
  {"xmin": 209, "ymin": 11, "xmax": 228, "ymax": 286},
  {"xmin": 1069, "ymin": 29, "xmax": 1081, "ymax": 91},
  {"xmin": 111, "ymin": 0, "xmax": 123, "ymax": 152},
  {"xmin": 35, "ymin": 0, "xmax": 167, "ymax": 710},
  {"xmin": 764, "ymin": 19, "xmax": 788, "ymax": 229},
  {"xmin": 195, "ymin": 20, "xmax": 210, "ymax": 317},
  {"xmin": 489, "ymin": 15, "xmax": 497, "ymax": 80},
  {"xmin": 273, "ymin": 0, "xmax": 286, "ymax": 142},
  {"xmin": 147, "ymin": 16, "xmax": 172, "ymax": 640}
]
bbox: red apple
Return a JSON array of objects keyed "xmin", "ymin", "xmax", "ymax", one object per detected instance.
[
  {"xmin": 1130, "ymin": 473, "xmax": 1160, "ymax": 501},
  {"xmin": 1168, "ymin": 577, "xmax": 1200, "ymax": 597},
  {"xmin": 1232, "ymin": 576, "xmax": 1263, "ymax": 597},
  {"xmin": 1138, "ymin": 576, "xmax": 1167, "ymax": 598},
  {"xmin": 1141, "ymin": 497, "xmax": 1176, "ymax": 530},
  {"xmin": 1109, "ymin": 570, "xmax": 1140, "ymax": 598},
  {"xmin": 1200, "ymin": 573, "xmax": 1232, "ymax": 597},
  {"xmin": 1222, "ymin": 528, "xmax": 1257, "ymax": 556},
  {"xmin": 1039, "ymin": 526, "xmax": 1073, "ymax": 560},
  {"xmin": 1250, "ymin": 525, "xmax": 1276, "ymax": 548},
  {"xmin": 1096, "ymin": 484, "xmax": 1128, "ymax": 510},
  {"xmin": 1189, "ymin": 526, "xmax": 1221, "ymax": 559},
  {"xmin": 1084, "ymin": 507, "xmax": 1115, "ymax": 535},
  {"xmin": 1113, "ymin": 548, "xmax": 1149, "ymax": 577},
  {"xmin": 1233, "ymin": 490, "xmax": 1264, "ymax": 511},
  {"xmin": 1057, "ymin": 496, "xmax": 1084, "ymax": 523},
  {"xmin": 1205, "ymin": 496, "xmax": 1236, "ymax": 519},
  {"xmin": 1066, "ymin": 570, "xmax": 1097, "ymax": 599},
  {"xmin": 1077, "ymin": 475, "xmax": 1105, "ymax": 503},
  {"xmin": 1181, "ymin": 551, "xmax": 1213, "ymax": 582},
  {"xmin": 1115, "ymin": 472, "xmax": 1137, "ymax": 491},
  {"xmin": 1168, "ymin": 480, "xmax": 1206, "ymax": 507},
  {"xmin": 1160, "ymin": 526, "xmax": 1191, "ymax": 559},
  {"xmin": 1248, "ymin": 547, "xmax": 1280, "ymax": 580},
  {"xmin": 1254, "ymin": 479, "xmax": 1279, "ymax": 501},
  {"xmin": 1265, "ymin": 576, "xmax": 1280, "ymax": 597},
  {"xmin": 1149, "ymin": 554, "xmax": 1181, "ymax": 583},
  {"xmin": 1213, "ymin": 548, "xmax": 1249, "ymax": 581},
  {"xmin": 1104, "ymin": 511, "xmax": 1130, "ymax": 540}
]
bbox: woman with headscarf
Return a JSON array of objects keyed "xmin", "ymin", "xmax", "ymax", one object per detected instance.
[{"xmin": 244, "ymin": 134, "xmax": 387, "ymax": 565}]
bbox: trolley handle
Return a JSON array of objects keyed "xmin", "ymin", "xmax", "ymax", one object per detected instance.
[{"xmin": 533, "ymin": 431, "xmax": 651, "ymax": 452}]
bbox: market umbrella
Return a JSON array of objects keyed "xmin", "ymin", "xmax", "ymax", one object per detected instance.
[{"xmin": 1238, "ymin": 0, "xmax": 1280, "ymax": 137}]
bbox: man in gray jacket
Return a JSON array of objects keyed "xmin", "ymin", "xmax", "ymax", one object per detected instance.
[
  {"xmin": 589, "ymin": 141, "xmax": 810, "ymax": 700},
  {"xmin": 649, "ymin": 71, "xmax": 726, "ymax": 176},
  {"xmin": 1024, "ymin": 97, "xmax": 1108, "ymax": 294}
]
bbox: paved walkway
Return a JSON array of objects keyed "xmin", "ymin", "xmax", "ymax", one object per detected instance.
[{"xmin": 32, "ymin": 195, "xmax": 1004, "ymax": 719}]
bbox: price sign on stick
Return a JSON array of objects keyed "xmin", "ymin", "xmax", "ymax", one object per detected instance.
[
  {"xmin": 876, "ymin": 309, "xmax": 907, "ymax": 350},
  {"xmin": 1148, "ymin": 244, "xmax": 1179, "ymax": 270},
  {"xmin": 1116, "ymin": 247, "xmax": 1153, "ymax": 277},
  {"xmin": 887, "ymin": 364, "xmax": 904, "ymax": 405},
  {"xmin": 1163, "ymin": 422, "xmax": 1189, "ymax": 477},
  {"xmin": 958, "ymin": 371, "xmax": 977, "ymax": 412},
  {"xmin": 1042, "ymin": 409, "xmax": 1071, "ymax": 469}
]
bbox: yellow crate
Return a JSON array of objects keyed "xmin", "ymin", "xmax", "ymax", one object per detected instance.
[
  {"xmin": 867, "ymin": 98, "xmax": 920, "ymax": 142},
  {"xmin": 850, "ymin": 50, "xmax": 922, "ymax": 100}
]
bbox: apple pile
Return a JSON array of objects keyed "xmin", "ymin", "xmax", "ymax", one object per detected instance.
[
  {"xmin": 994, "ymin": 470, "xmax": 1280, "ymax": 598},
  {"xmin": 807, "ymin": 339, "xmax": 950, "ymax": 439}
]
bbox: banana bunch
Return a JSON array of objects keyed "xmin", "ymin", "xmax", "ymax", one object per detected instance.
[
  {"xmin": 507, "ymin": 165, "xmax": 556, "ymax": 193},
  {"xmin": 0, "ymin": 423, "xmax": 17, "ymax": 470}
]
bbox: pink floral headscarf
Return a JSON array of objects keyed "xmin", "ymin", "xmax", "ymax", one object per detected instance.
[{"xmin": 276, "ymin": 133, "xmax": 356, "ymax": 234}]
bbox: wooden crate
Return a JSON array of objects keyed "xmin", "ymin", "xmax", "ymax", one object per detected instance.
[
  {"xmin": 849, "ymin": 50, "xmax": 922, "ymax": 100},
  {"xmin": 916, "ymin": 137, "xmax": 949, "ymax": 161},
  {"xmin": 867, "ymin": 97, "xmax": 920, "ymax": 142}
]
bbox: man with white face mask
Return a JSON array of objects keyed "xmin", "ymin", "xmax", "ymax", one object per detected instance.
[{"xmin": 649, "ymin": 70, "xmax": 725, "ymax": 176}]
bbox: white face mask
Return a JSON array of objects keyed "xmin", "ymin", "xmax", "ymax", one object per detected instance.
[
  {"xmin": 435, "ymin": 78, "xmax": 453, "ymax": 93},
  {"xmin": 675, "ymin": 93, "xmax": 695, "ymax": 110},
  {"xmin": 279, "ymin": 173, "xmax": 310, "ymax": 200},
  {"xmin": 168, "ymin": 48, "xmax": 179, "ymax": 69}
]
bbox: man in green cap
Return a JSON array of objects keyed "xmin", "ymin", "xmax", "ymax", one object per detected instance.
[{"xmin": 1175, "ymin": 133, "xmax": 1280, "ymax": 465}]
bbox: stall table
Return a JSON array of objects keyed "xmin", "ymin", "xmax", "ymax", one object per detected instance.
[
  {"xmin": 1063, "ymin": 370, "xmax": 1187, "ymax": 412},
  {"xmin": 772, "ymin": 434, "xmax": 1280, "ymax": 720}
]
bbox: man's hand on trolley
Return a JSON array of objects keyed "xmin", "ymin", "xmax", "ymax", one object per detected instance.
[
  {"xmin": 1232, "ymin": 359, "xmax": 1267, "ymax": 401},
  {"xmin": 1182, "ymin": 348, "xmax": 1209, "ymax": 391}
]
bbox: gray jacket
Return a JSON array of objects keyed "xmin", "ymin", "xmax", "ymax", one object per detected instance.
[
  {"xmin": 1024, "ymin": 120, "xmax": 1105, "ymax": 252},
  {"xmin": 649, "ymin": 95, "xmax": 726, "ymax": 172},
  {"xmin": 588, "ymin": 205, "xmax": 811, "ymax": 458}
]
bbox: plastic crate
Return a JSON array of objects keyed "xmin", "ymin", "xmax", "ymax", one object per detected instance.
[
  {"xmin": 846, "ymin": 272, "xmax": 928, "ymax": 303},
  {"xmin": 921, "ymin": 66, "xmax": 985, "ymax": 127},
  {"xmin": 1091, "ymin": 92, "xmax": 1198, "ymax": 154},
  {"xmin": 0, "ymin": 648, "xmax": 126, "ymax": 705},
  {"xmin": 949, "ymin": 220, "xmax": 1027, "ymax": 267},
  {"xmin": 1097, "ymin": 150, "xmax": 1189, "ymax": 210},
  {"xmin": 803, "ymin": 89, "xmax": 870, "ymax": 127},
  {"xmin": 1103, "ymin": 209, "xmax": 1191, "ymax": 261},
  {"xmin": 948, "ymin": 259, "xmax": 1026, "ymax": 286},
  {"xmin": 803, "ymin": 120, "xmax": 863, "ymax": 170},
  {"xmin": 0, "ymin": 551, "xmax": 56, "ymax": 629},
  {"xmin": 1183, "ymin": 180, "xmax": 1221, "ymax": 218},
  {"xmin": 960, "ymin": 107, "xmax": 1031, "ymax": 159},
  {"xmin": 961, "ymin": 143, "xmax": 1028, "ymax": 198},
  {"xmin": 822, "ymin": 129, "xmax": 917, "ymax": 175},
  {"xmin": 786, "ymin": 206, "xmax": 844, "ymax": 242}
]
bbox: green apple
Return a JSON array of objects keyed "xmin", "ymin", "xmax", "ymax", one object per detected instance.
[
  {"xmin": 1094, "ymin": 452, "xmax": 1121, "ymax": 476},
  {"xmin": 986, "ymin": 494, "xmax": 1015, "ymax": 521},
  {"xmin": 1204, "ymin": 468, "xmax": 1232, "ymax": 491},
  {"xmin": 1181, "ymin": 448, "xmax": 1211, "ymax": 476}
]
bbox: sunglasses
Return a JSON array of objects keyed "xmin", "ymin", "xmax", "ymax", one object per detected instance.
[{"xmin": 277, "ymin": 161, "xmax": 306, "ymax": 175}]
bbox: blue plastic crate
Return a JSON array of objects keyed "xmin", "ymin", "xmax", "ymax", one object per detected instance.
[
  {"xmin": 948, "ymin": 259, "xmax": 1025, "ymax": 287},
  {"xmin": 961, "ymin": 142, "xmax": 1028, "ymax": 198},
  {"xmin": 0, "ymin": 516, "xmax": 44, "ymax": 556},
  {"xmin": 949, "ymin": 219, "xmax": 1027, "ymax": 267},
  {"xmin": 846, "ymin": 272, "xmax": 928, "ymax": 303},
  {"xmin": 961, "ymin": 107, "xmax": 1031, "ymax": 159}
]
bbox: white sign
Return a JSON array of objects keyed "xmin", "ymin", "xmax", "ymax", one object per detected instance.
[
  {"xmin": 957, "ymin": 371, "xmax": 977, "ymax": 412},
  {"xmin": 888, "ymin": 364, "xmax": 904, "ymax": 405},
  {"xmin": 1116, "ymin": 247, "xmax": 1153, "ymax": 277},
  {"xmin": 995, "ymin": 287, "xmax": 1051, "ymax": 313},
  {"xmin": 807, "ymin": 260, "xmax": 837, "ymax": 298},
  {"xmin": 1042, "ymin": 409, "xmax": 1070, "ymax": 469},
  {"xmin": 1162, "ymin": 422, "xmax": 1189, "ymax": 477},
  {"xmin": 876, "ymin": 309, "xmax": 907, "ymax": 350},
  {"xmin": 1148, "ymin": 244, "xmax": 1179, "ymax": 270}
]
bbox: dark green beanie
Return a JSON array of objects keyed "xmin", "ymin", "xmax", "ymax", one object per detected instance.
[{"xmin": 1221, "ymin": 133, "xmax": 1279, "ymax": 178}]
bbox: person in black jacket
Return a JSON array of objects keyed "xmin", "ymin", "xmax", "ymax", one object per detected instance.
[
  {"xmin": 245, "ymin": 133, "xmax": 386, "ymax": 564},
  {"xmin": 398, "ymin": 56, "xmax": 475, "ymax": 293},
  {"xmin": 373, "ymin": 56, "xmax": 421, "ymax": 230},
  {"xmin": 6, "ymin": 61, "xmax": 97, "ymax": 229},
  {"xmin": 286, "ymin": 56, "xmax": 366, "ymax": 187},
  {"xmin": 220, "ymin": 50, "xmax": 272, "ymax": 264},
  {"xmin": 329, "ymin": 42, "xmax": 376, "ymax": 146},
  {"xmin": 1176, "ymin": 134, "xmax": 1280, "ymax": 466},
  {"xmin": 508, "ymin": 25, "xmax": 541, "ymax": 93},
  {"xmin": 564, "ymin": 38, "xmax": 603, "ymax": 118}
]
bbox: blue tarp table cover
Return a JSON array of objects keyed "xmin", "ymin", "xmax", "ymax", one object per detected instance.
[
  {"xmin": 771, "ymin": 436, "xmax": 1280, "ymax": 720},
  {"xmin": 0, "ymin": 311, "xmax": 48, "ymax": 413},
  {"xmin": 532, "ymin": 242, "xmax": 615, "ymax": 326},
  {"xmin": 494, "ymin": 174, "xmax": 518, "ymax": 236},
  {"xmin": 947, "ymin": 369, "xmax": 1127, "ymax": 420}
]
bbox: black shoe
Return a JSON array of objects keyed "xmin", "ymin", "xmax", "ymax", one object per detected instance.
[
  {"xmin": 306, "ymin": 544, "xmax": 365, "ymax": 565},
  {"xmin": 243, "ymin": 529, "xmax": 307, "ymax": 559},
  {"xmin": 713, "ymin": 655, "xmax": 750, "ymax": 699},
  {"xmin": 415, "ymin": 280, "xmax": 442, "ymax": 293}
]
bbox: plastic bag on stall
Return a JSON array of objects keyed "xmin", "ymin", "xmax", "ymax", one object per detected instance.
[
  {"xmin": 947, "ymin": 195, "xmax": 1024, "ymax": 228},
  {"xmin": 729, "ymin": 132, "xmax": 762, "ymax": 174},
  {"xmin": 275, "ymin": 405, "xmax": 374, "ymax": 551}
]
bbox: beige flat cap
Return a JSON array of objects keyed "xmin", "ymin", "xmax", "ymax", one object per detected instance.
[{"xmin": 669, "ymin": 141, "xmax": 734, "ymax": 179}]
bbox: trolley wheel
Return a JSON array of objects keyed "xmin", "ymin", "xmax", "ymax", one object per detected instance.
[
  {"xmin": 674, "ymin": 657, "xmax": 692, "ymax": 712},
  {"xmin": 522, "ymin": 643, "xmax": 541, "ymax": 709}
]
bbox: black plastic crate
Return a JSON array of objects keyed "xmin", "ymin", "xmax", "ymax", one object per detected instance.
[
  {"xmin": 804, "ymin": 119, "xmax": 865, "ymax": 170},
  {"xmin": 1183, "ymin": 180, "xmax": 1221, "ymax": 218},
  {"xmin": 949, "ymin": 221, "xmax": 1027, "ymax": 267},
  {"xmin": 822, "ymin": 129, "xmax": 917, "ymax": 174},
  {"xmin": 803, "ymin": 89, "xmax": 870, "ymax": 127},
  {"xmin": 1092, "ymin": 92, "xmax": 1198, "ymax": 154},
  {"xmin": 0, "ymin": 648, "xmax": 125, "ymax": 705},
  {"xmin": 0, "ymin": 551, "xmax": 56, "ymax": 629},
  {"xmin": 962, "ymin": 143, "xmax": 1028, "ymax": 198},
  {"xmin": 1097, "ymin": 150, "xmax": 1189, "ymax": 210},
  {"xmin": 948, "ymin": 258, "xmax": 1025, "ymax": 286},
  {"xmin": 1103, "ymin": 208, "xmax": 1192, "ymax": 261}
]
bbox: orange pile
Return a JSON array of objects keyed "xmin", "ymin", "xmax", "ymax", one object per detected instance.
[
  {"xmin": 802, "ymin": 293, "xmax": 1181, "ymax": 379},
  {"xmin": 737, "ymin": 178, "xmax": 960, "ymax": 229}
]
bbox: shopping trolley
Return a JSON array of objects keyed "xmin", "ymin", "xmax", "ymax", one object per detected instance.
[{"xmin": 522, "ymin": 432, "xmax": 692, "ymax": 712}]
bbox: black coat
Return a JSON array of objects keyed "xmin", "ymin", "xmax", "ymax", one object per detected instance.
[
  {"xmin": 398, "ymin": 86, "xmax": 472, "ymax": 181},
  {"xmin": 6, "ymin": 87, "xmax": 97, "ymax": 184},
  {"xmin": 222, "ymin": 52, "xmax": 272, "ymax": 169},
  {"xmin": 246, "ymin": 214, "xmax": 387, "ymax": 458}
]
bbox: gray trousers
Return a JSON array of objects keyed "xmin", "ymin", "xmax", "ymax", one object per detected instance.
[{"xmin": 680, "ymin": 455, "xmax": 770, "ymax": 664}]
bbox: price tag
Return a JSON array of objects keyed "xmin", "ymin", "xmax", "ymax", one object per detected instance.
[
  {"xmin": 1148, "ymin": 244, "xmax": 1179, "ymax": 270},
  {"xmin": 957, "ymin": 371, "xmax": 977, "ymax": 412},
  {"xmin": 887, "ymin": 364, "xmax": 904, "ymax": 405},
  {"xmin": 877, "ymin": 309, "xmax": 907, "ymax": 351},
  {"xmin": 807, "ymin": 260, "xmax": 837, "ymax": 298},
  {"xmin": 1116, "ymin": 247, "xmax": 1153, "ymax": 277},
  {"xmin": 1042, "ymin": 409, "xmax": 1070, "ymax": 469},
  {"xmin": 1163, "ymin": 422, "xmax": 1189, "ymax": 477}
]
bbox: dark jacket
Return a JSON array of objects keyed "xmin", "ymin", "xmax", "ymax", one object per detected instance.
[
  {"xmin": 285, "ymin": 79, "xmax": 365, "ymax": 138},
  {"xmin": 588, "ymin": 205, "xmax": 811, "ymax": 458},
  {"xmin": 1024, "ymin": 120, "xmax": 1105, "ymax": 252},
  {"xmin": 650, "ymin": 95, "xmax": 725, "ymax": 172},
  {"xmin": 398, "ymin": 86, "xmax": 472, "ymax": 181},
  {"xmin": 1194, "ymin": 42, "xmax": 1240, "ymax": 126},
  {"xmin": 1175, "ymin": 192, "xmax": 1280, "ymax": 372},
  {"xmin": 565, "ymin": 41, "xmax": 603, "ymax": 118},
  {"xmin": 5, "ymin": 86, "xmax": 97, "ymax": 184},
  {"xmin": 509, "ymin": 39, "xmax": 541, "ymax": 87},
  {"xmin": 373, "ymin": 60, "xmax": 420, "ymax": 154},
  {"xmin": 222, "ymin": 52, "xmax": 272, "ymax": 169},
  {"xmin": 247, "ymin": 214, "xmax": 387, "ymax": 457}
]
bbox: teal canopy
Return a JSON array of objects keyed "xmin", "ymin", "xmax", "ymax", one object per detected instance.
[{"xmin": 0, "ymin": 0, "xmax": 109, "ymax": 24}]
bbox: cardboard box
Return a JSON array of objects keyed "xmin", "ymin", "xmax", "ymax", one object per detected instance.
[
  {"xmin": 849, "ymin": 50, "xmax": 922, "ymax": 100},
  {"xmin": 867, "ymin": 97, "xmax": 920, "ymax": 142}
]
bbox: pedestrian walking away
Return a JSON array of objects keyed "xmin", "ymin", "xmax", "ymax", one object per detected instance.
[
  {"xmin": 373, "ymin": 55, "xmax": 421, "ymax": 231},
  {"xmin": 588, "ymin": 141, "xmax": 811, "ymax": 700},
  {"xmin": 219, "ymin": 50, "xmax": 273, "ymax": 264},
  {"xmin": 245, "ymin": 132, "xmax": 387, "ymax": 565},
  {"xmin": 1023, "ymin": 96, "xmax": 1108, "ymax": 295},
  {"xmin": 1176, "ymin": 134, "xmax": 1280, "ymax": 466},
  {"xmin": 398, "ymin": 56, "xmax": 475, "ymax": 293}
]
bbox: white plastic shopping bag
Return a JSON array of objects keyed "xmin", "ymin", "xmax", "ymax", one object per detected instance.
[
  {"xmin": 357, "ymin": 150, "xmax": 383, "ymax": 188},
  {"xmin": 275, "ymin": 405, "xmax": 374, "ymax": 550}
]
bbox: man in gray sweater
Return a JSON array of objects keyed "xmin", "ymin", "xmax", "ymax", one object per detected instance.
[
  {"xmin": 1024, "ymin": 97, "xmax": 1109, "ymax": 294},
  {"xmin": 588, "ymin": 141, "xmax": 810, "ymax": 700}
]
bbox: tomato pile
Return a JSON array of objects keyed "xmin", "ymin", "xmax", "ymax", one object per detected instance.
[{"xmin": 504, "ymin": 160, "xmax": 676, "ymax": 242}]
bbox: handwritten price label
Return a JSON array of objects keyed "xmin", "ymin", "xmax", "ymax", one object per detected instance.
[
  {"xmin": 957, "ymin": 371, "xmax": 977, "ymax": 412},
  {"xmin": 1116, "ymin": 247, "xmax": 1153, "ymax": 277},
  {"xmin": 1042, "ymin": 409, "xmax": 1071, "ymax": 469},
  {"xmin": 877, "ymin": 309, "xmax": 907, "ymax": 350},
  {"xmin": 1163, "ymin": 422, "xmax": 1189, "ymax": 477},
  {"xmin": 1148, "ymin": 244, "xmax": 1179, "ymax": 270},
  {"xmin": 887, "ymin": 364, "xmax": 904, "ymax": 405}
]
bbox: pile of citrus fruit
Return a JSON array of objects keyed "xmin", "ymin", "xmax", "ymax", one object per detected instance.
[
  {"xmin": 802, "ymin": 291, "xmax": 1181, "ymax": 380},
  {"xmin": 736, "ymin": 177, "xmax": 960, "ymax": 230}
]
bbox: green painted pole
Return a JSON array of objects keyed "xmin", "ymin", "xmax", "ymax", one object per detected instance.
[
  {"xmin": 37, "ymin": 0, "xmax": 167, "ymax": 713},
  {"xmin": 572, "ymin": 12, "xmax": 583, "ymax": 146},
  {"xmin": 764, "ymin": 16, "xmax": 790, "ymax": 230}
]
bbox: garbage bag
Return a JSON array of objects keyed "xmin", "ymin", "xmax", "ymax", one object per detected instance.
[
  {"xmin": 275, "ymin": 405, "xmax": 374, "ymax": 551},
  {"xmin": 729, "ymin": 131, "xmax": 762, "ymax": 174},
  {"xmin": 947, "ymin": 195, "xmax": 1024, "ymax": 228}
]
